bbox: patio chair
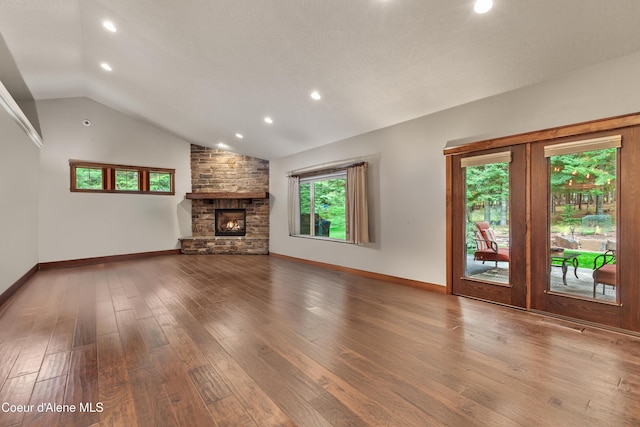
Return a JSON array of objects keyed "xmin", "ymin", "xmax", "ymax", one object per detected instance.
[
  {"xmin": 593, "ymin": 249, "xmax": 616, "ymax": 297},
  {"xmin": 473, "ymin": 221, "xmax": 509, "ymax": 267}
]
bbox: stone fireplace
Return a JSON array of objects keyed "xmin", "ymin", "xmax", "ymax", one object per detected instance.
[{"xmin": 180, "ymin": 145, "xmax": 269, "ymax": 255}]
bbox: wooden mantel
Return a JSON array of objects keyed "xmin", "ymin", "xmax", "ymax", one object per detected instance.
[{"xmin": 185, "ymin": 191, "xmax": 269, "ymax": 200}]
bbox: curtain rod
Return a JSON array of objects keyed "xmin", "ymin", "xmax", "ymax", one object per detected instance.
[{"xmin": 287, "ymin": 156, "xmax": 369, "ymax": 177}]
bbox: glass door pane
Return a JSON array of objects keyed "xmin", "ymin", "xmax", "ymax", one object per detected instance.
[
  {"xmin": 464, "ymin": 162, "xmax": 510, "ymax": 284},
  {"xmin": 548, "ymin": 147, "xmax": 617, "ymax": 301}
]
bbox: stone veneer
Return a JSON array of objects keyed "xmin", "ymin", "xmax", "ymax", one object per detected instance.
[{"xmin": 180, "ymin": 144, "xmax": 269, "ymax": 255}]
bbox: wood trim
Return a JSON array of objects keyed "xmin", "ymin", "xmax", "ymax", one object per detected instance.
[
  {"xmin": 619, "ymin": 126, "xmax": 640, "ymax": 327},
  {"xmin": 185, "ymin": 192, "xmax": 269, "ymax": 200},
  {"xmin": 105, "ymin": 166, "xmax": 112, "ymax": 189},
  {"xmin": 39, "ymin": 249, "xmax": 181, "ymax": 270},
  {"xmin": 69, "ymin": 159, "xmax": 175, "ymax": 173},
  {"xmin": 70, "ymin": 163, "xmax": 77, "ymax": 191},
  {"xmin": 443, "ymin": 111, "xmax": 640, "ymax": 156},
  {"xmin": 69, "ymin": 160, "xmax": 175, "ymax": 195},
  {"xmin": 0, "ymin": 264, "xmax": 39, "ymax": 309},
  {"xmin": 269, "ymin": 252, "xmax": 446, "ymax": 294},
  {"xmin": 525, "ymin": 143, "xmax": 532, "ymax": 310},
  {"xmin": 169, "ymin": 171, "xmax": 176, "ymax": 194},
  {"xmin": 70, "ymin": 188, "xmax": 175, "ymax": 196},
  {"xmin": 141, "ymin": 169, "xmax": 148, "ymax": 191},
  {"xmin": 445, "ymin": 155, "xmax": 453, "ymax": 295},
  {"xmin": 529, "ymin": 309, "xmax": 640, "ymax": 339}
]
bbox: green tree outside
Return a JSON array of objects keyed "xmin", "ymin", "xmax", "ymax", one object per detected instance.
[
  {"xmin": 76, "ymin": 167, "xmax": 103, "ymax": 189},
  {"xmin": 150, "ymin": 172, "xmax": 171, "ymax": 192},
  {"xmin": 299, "ymin": 178, "xmax": 346, "ymax": 240},
  {"xmin": 115, "ymin": 170, "xmax": 139, "ymax": 191}
]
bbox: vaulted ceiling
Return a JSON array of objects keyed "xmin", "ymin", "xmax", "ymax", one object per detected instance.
[{"xmin": 2, "ymin": 0, "xmax": 640, "ymax": 160}]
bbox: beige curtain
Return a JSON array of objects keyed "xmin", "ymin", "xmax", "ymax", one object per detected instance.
[
  {"xmin": 287, "ymin": 176, "xmax": 300, "ymax": 235},
  {"xmin": 347, "ymin": 163, "xmax": 369, "ymax": 244}
]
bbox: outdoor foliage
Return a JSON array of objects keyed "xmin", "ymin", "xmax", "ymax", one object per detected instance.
[
  {"xmin": 299, "ymin": 182, "xmax": 311, "ymax": 214},
  {"xmin": 550, "ymin": 147, "xmax": 616, "ymax": 222},
  {"xmin": 464, "ymin": 148, "xmax": 616, "ymax": 232},
  {"xmin": 465, "ymin": 162, "xmax": 509, "ymax": 226},
  {"xmin": 150, "ymin": 172, "xmax": 171, "ymax": 192},
  {"xmin": 115, "ymin": 170, "xmax": 139, "ymax": 191},
  {"xmin": 76, "ymin": 167, "xmax": 103, "ymax": 189},
  {"xmin": 299, "ymin": 178, "xmax": 346, "ymax": 240}
]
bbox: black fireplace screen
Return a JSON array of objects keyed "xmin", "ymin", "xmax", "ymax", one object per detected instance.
[{"xmin": 215, "ymin": 209, "xmax": 246, "ymax": 236}]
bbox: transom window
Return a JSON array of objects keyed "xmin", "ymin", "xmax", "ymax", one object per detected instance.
[
  {"xmin": 75, "ymin": 167, "xmax": 103, "ymax": 190},
  {"xmin": 70, "ymin": 160, "xmax": 175, "ymax": 195},
  {"xmin": 115, "ymin": 169, "xmax": 139, "ymax": 191},
  {"xmin": 149, "ymin": 172, "xmax": 172, "ymax": 192}
]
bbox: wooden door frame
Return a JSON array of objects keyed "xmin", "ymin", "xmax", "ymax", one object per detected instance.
[
  {"xmin": 445, "ymin": 112, "xmax": 640, "ymax": 331},
  {"xmin": 449, "ymin": 146, "xmax": 527, "ymax": 307}
]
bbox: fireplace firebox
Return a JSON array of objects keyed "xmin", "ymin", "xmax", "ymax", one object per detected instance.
[{"xmin": 215, "ymin": 209, "xmax": 246, "ymax": 236}]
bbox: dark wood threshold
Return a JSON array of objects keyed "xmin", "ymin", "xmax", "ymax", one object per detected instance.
[
  {"xmin": 529, "ymin": 309, "xmax": 640, "ymax": 339},
  {"xmin": 0, "ymin": 263, "xmax": 39, "ymax": 311},
  {"xmin": 39, "ymin": 249, "xmax": 182, "ymax": 270},
  {"xmin": 269, "ymin": 252, "xmax": 446, "ymax": 294}
]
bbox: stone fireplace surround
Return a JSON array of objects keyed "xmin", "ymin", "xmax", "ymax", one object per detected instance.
[{"xmin": 180, "ymin": 145, "xmax": 269, "ymax": 255}]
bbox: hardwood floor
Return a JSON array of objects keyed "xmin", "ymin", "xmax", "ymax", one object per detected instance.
[{"xmin": 1, "ymin": 254, "xmax": 639, "ymax": 426}]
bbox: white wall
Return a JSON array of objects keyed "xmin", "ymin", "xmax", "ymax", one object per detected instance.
[
  {"xmin": 269, "ymin": 51, "xmax": 640, "ymax": 286},
  {"xmin": 37, "ymin": 97, "xmax": 192, "ymax": 262},
  {"xmin": 0, "ymin": 101, "xmax": 39, "ymax": 293}
]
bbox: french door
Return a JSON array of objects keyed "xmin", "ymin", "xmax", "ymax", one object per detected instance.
[
  {"xmin": 450, "ymin": 145, "xmax": 527, "ymax": 308},
  {"xmin": 529, "ymin": 130, "xmax": 635, "ymax": 330},
  {"xmin": 447, "ymin": 115, "xmax": 640, "ymax": 333}
]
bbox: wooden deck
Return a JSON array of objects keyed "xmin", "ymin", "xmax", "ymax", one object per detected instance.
[{"xmin": 0, "ymin": 254, "xmax": 639, "ymax": 426}]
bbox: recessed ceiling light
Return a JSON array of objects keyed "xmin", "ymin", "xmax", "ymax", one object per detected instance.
[
  {"xmin": 310, "ymin": 91, "xmax": 322, "ymax": 100},
  {"xmin": 103, "ymin": 20, "xmax": 117, "ymax": 32},
  {"xmin": 217, "ymin": 142, "xmax": 228, "ymax": 148},
  {"xmin": 100, "ymin": 62, "xmax": 112, "ymax": 71},
  {"xmin": 474, "ymin": 0, "xmax": 493, "ymax": 14},
  {"xmin": 235, "ymin": 133, "xmax": 243, "ymax": 139},
  {"xmin": 264, "ymin": 117, "xmax": 273, "ymax": 124}
]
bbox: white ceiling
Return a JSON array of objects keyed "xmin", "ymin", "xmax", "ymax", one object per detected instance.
[{"xmin": 2, "ymin": 0, "xmax": 640, "ymax": 160}]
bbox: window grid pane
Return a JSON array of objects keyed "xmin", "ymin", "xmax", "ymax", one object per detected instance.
[
  {"xmin": 115, "ymin": 170, "xmax": 139, "ymax": 191},
  {"xmin": 150, "ymin": 172, "xmax": 171, "ymax": 192},
  {"xmin": 76, "ymin": 167, "xmax": 103, "ymax": 190}
]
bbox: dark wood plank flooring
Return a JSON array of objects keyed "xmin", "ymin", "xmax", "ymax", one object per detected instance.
[{"xmin": 1, "ymin": 254, "xmax": 639, "ymax": 426}]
